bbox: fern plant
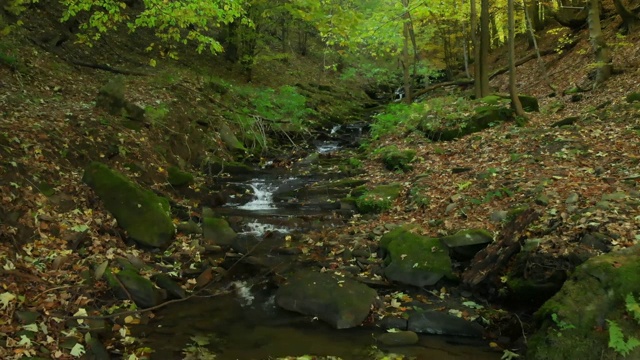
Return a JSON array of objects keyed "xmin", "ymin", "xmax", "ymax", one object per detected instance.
[
  {"xmin": 606, "ymin": 293, "xmax": 640, "ymax": 357},
  {"xmin": 607, "ymin": 320, "xmax": 640, "ymax": 356}
]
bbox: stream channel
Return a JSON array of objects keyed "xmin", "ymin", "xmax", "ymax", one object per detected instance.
[{"xmin": 132, "ymin": 124, "xmax": 501, "ymax": 360}]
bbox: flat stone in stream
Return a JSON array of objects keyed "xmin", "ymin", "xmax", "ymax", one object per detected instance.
[
  {"xmin": 376, "ymin": 331, "xmax": 419, "ymax": 346},
  {"xmin": 275, "ymin": 270, "xmax": 378, "ymax": 329},
  {"xmin": 407, "ymin": 310, "xmax": 484, "ymax": 337}
]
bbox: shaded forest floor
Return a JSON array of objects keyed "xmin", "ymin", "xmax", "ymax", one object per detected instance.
[{"xmin": 1, "ymin": 7, "xmax": 640, "ymax": 360}]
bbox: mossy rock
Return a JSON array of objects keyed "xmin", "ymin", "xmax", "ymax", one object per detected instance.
[
  {"xmin": 518, "ymin": 94, "xmax": 539, "ymax": 112},
  {"xmin": 219, "ymin": 123, "xmax": 246, "ymax": 154},
  {"xmin": 480, "ymin": 95, "xmax": 505, "ymax": 105},
  {"xmin": 152, "ymin": 273, "xmax": 186, "ymax": 299},
  {"xmin": 95, "ymin": 76, "xmax": 125, "ymax": 115},
  {"xmin": 206, "ymin": 159, "xmax": 255, "ymax": 176},
  {"xmin": 380, "ymin": 226, "xmax": 454, "ymax": 287},
  {"xmin": 439, "ymin": 229, "xmax": 493, "ymax": 259},
  {"xmin": 202, "ymin": 216, "xmax": 237, "ymax": 246},
  {"xmin": 356, "ymin": 183, "xmax": 402, "ymax": 214},
  {"xmin": 115, "ymin": 269, "xmax": 164, "ymax": 308},
  {"xmin": 626, "ymin": 92, "xmax": 640, "ymax": 103},
  {"xmin": 82, "ymin": 162, "xmax": 175, "ymax": 248},
  {"xmin": 422, "ymin": 105, "xmax": 513, "ymax": 142},
  {"xmin": 167, "ymin": 166, "xmax": 194, "ymax": 187},
  {"xmin": 381, "ymin": 147, "xmax": 416, "ymax": 172},
  {"xmin": 528, "ymin": 246, "xmax": 640, "ymax": 360}
]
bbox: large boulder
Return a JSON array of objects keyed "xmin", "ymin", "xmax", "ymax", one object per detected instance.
[
  {"xmin": 83, "ymin": 162, "xmax": 175, "ymax": 247},
  {"xmin": 528, "ymin": 246, "xmax": 640, "ymax": 360},
  {"xmin": 421, "ymin": 105, "xmax": 513, "ymax": 141},
  {"xmin": 380, "ymin": 226, "xmax": 454, "ymax": 287},
  {"xmin": 276, "ymin": 270, "xmax": 378, "ymax": 329},
  {"xmin": 95, "ymin": 76, "xmax": 145, "ymax": 122}
]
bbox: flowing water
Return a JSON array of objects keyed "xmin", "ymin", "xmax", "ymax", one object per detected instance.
[{"xmin": 131, "ymin": 128, "xmax": 502, "ymax": 359}]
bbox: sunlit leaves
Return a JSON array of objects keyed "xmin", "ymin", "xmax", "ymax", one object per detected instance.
[
  {"xmin": 0, "ymin": 292, "xmax": 16, "ymax": 310},
  {"xmin": 60, "ymin": 0, "xmax": 247, "ymax": 54}
]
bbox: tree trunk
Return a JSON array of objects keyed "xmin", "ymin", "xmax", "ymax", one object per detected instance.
[
  {"xmin": 225, "ymin": 21, "xmax": 239, "ymax": 63},
  {"xmin": 490, "ymin": 13, "xmax": 501, "ymax": 48},
  {"xmin": 587, "ymin": 0, "xmax": 612, "ymax": 87},
  {"xmin": 479, "ymin": 0, "xmax": 491, "ymax": 96},
  {"xmin": 470, "ymin": 0, "xmax": 481, "ymax": 98},
  {"xmin": 524, "ymin": 0, "xmax": 554, "ymax": 92},
  {"xmin": 463, "ymin": 31, "xmax": 471, "ymax": 78},
  {"xmin": 528, "ymin": 0, "xmax": 543, "ymax": 31},
  {"xmin": 509, "ymin": 0, "xmax": 525, "ymax": 117},
  {"xmin": 402, "ymin": 0, "xmax": 412, "ymax": 103},
  {"xmin": 612, "ymin": 0, "xmax": 640, "ymax": 33},
  {"xmin": 408, "ymin": 10, "xmax": 419, "ymax": 77}
]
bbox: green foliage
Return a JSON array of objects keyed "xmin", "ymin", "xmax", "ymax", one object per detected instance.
[
  {"xmin": 228, "ymin": 85, "xmax": 315, "ymax": 151},
  {"xmin": 370, "ymin": 103, "xmax": 419, "ymax": 139},
  {"xmin": 604, "ymin": 294, "xmax": 640, "ymax": 357},
  {"xmin": 551, "ymin": 313, "xmax": 576, "ymax": 334},
  {"xmin": 626, "ymin": 293, "xmax": 640, "ymax": 323},
  {"xmin": 348, "ymin": 157, "xmax": 363, "ymax": 169},
  {"xmin": 0, "ymin": 49, "xmax": 19, "ymax": 70},
  {"xmin": 145, "ymin": 103, "xmax": 170, "ymax": 127},
  {"xmin": 339, "ymin": 62, "xmax": 397, "ymax": 86},
  {"xmin": 607, "ymin": 320, "xmax": 640, "ymax": 356},
  {"xmin": 60, "ymin": 0, "xmax": 246, "ymax": 57},
  {"xmin": 408, "ymin": 187, "xmax": 431, "ymax": 208}
]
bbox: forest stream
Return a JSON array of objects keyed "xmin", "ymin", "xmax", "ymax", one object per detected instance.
[{"xmin": 130, "ymin": 127, "xmax": 502, "ymax": 360}]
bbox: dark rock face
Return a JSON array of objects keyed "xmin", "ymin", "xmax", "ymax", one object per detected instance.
[{"xmin": 275, "ymin": 270, "xmax": 378, "ymax": 329}]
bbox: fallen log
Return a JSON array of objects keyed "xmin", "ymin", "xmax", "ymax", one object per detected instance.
[{"xmin": 462, "ymin": 208, "xmax": 540, "ymax": 289}]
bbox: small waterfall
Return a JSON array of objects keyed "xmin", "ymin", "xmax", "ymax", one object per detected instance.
[
  {"xmin": 237, "ymin": 180, "xmax": 277, "ymax": 210},
  {"xmin": 330, "ymin": 125, "xmax": 341, "ymax": 134},
  {"xmin": 241, "ymin": 221, "xmax": 290, "ymax": 235}
]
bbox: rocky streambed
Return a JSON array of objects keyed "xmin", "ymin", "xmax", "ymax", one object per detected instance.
[{"xmin": 103, "ymin": 130, "xmax": 504, "ymax": 359}]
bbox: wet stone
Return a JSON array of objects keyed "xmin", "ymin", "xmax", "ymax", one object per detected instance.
[
  {"xmin": 407, "ymin": 310, "xmax": 484, "ymax": 337},
  {"xmin": 276, "ymin": 270, "xmax": 378, "ymax": 329},
  {"xmin": 377, "ymin": 316, "xmax": 408, "ymax": 330},
  {"xmin": 376, "ymin": 331, "xmax": 419, "ymax": 346}
]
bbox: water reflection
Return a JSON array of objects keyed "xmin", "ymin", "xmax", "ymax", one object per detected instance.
[{"xmin": 133, "ymin": 292, "xmax": 501, "ymax": 360}]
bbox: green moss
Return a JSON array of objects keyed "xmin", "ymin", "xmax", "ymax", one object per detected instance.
[
  {"xmin": 518, "ymin": 94, "xmax": 540, "ymax": 112},
  {"xmin": 380, "ymin": 226, "xmax": 454, "ymax": 286},
  {"xmin": 626, "ymin": 92, "xmax": 640, "ymax": 103},
  {"xmin": 82, "ymin": 162, "xmax": 175, "ymax": 248},
  {"xmin": 202, "ymin": 216, "xmax": 236, "ymax": 245},
  {"xmin": 356, "ymin": 183, "xmax": 402, "ymax": 214},
  {"xmin": 380, "ymin": 146, "xmax": 416, "ymax": 172},
  {"xmin": 528, "ymin": 247, "xmax": 640, "ymax": 360},
  {"xmin": 480, "ymin": 95, "xmax": 504, "ymax": 105},
  {"xmin": 167, "ymin": 166, "xmax": 194, "ymax": 187},
  {"xmin": 506, "ymin": 205, "xmax": 530, "ymax": 222}
]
